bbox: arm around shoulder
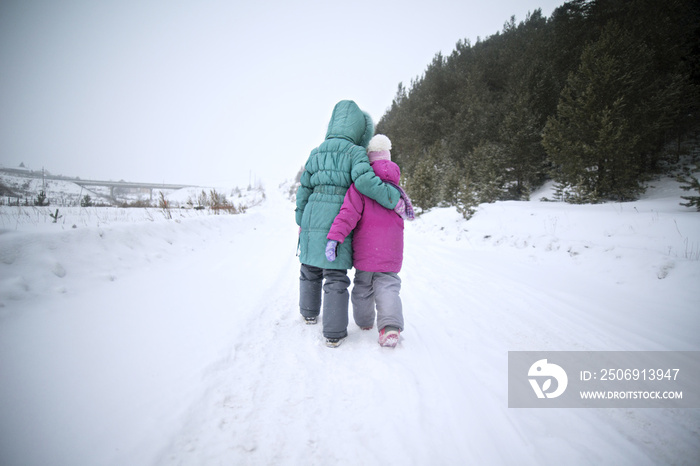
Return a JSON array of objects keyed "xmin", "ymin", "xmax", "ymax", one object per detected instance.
[{"xmin": 350, "ymin": 151, "xmax": 400, "ymax": 209}]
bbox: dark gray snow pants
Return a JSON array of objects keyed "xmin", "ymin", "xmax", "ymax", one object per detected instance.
[{"xmin": 299, "ymin": 264, "xmax": 351, "ymax": 339}]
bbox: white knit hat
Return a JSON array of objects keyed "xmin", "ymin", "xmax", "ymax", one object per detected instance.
[{"xmin": 367, "ymin": 134, "xmax": 392, "ymax": 162}]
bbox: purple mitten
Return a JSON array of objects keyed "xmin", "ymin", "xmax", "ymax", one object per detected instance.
[{"xmin": 325, "ymin": 240, "xmax": 339, "ymax": 262}]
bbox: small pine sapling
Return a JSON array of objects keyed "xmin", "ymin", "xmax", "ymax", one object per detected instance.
[{"xmin": 35, "ymin": 190, "xmax": 48, "ymax": 206}]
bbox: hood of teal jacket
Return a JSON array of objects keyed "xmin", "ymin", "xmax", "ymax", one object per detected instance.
[{"xmin": 325, "ymin": 100, "xmax": 374, "ymax": 149}]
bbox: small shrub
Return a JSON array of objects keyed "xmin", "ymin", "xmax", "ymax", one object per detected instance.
[
  {"xmin": 49, "ymin": 208, "xmax": 62, "ymax": 223},
  {"xmin": 158, "ymin": 191, "xmax": 172, "ymax": 219}
]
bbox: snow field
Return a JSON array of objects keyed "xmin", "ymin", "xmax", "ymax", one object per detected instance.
[{"xmin": 0, "ymin": 177, "xmax": 698, "ymax": 465}]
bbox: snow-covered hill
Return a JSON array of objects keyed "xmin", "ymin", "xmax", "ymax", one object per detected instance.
[{"xmin": 0, "ymin": 177, "xmax": 698, "ymax": 465}]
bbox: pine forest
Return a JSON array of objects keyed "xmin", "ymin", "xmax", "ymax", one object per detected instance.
[{"xmin": 376, "ymin": 0, "xmax": 700, "ymax": 217}]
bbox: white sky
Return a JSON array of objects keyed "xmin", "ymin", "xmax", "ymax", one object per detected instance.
[{"xmin": 0, "ymin": 0, "xmax": 564, "ymax": 188}]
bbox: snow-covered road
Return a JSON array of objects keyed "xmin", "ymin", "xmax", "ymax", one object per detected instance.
[{"xmin": 1, "ymin": 182, "xmax": 699, "ymax": 465}]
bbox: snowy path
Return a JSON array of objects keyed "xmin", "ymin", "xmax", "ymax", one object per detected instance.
[{"xmin": 1, "ymin": 186, "xmax": 699, "ymax": 465}]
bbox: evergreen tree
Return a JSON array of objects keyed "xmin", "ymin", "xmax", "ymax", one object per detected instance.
[
  {"xmin": 500, "ymin": 90, "xmax": 547, "ymax": 199},
  {"xmin": 543, "ymin": 23, "xmax": 655, "ymax": 201},
  {"xmin": 405, "ymin": 150, "xmax": 440, "ymax": 212},
  {"xmin": 455, "ymin": 173, "xmax": 479, "ymax": 220},
  {"xmin": 678, "ymin": 164, "xmax": 700, "ymax": 211},
  {"xmin": 470, "ymin": 141, "xmax": 509, "ymax": 203},
  {"xmin": 35, "ymin": 190, "xmax": 47, "ymax": 206}
]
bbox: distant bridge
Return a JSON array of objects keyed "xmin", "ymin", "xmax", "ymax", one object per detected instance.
[
  {"xmin": 0, "ymin": 167, "xmax": 196, "ymax": 201},
  {"xmin": 72, "ymin": 179, "xmax": 195, "ymax": 200}
]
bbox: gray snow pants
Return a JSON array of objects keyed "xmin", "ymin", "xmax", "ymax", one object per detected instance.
[
  {"xmin": 299, "ymin": 264, "xmax": 351, "ymax": 339},
  {"xmin": 351, "ymin": 270, "xmax": 404, "ymax": 332}
]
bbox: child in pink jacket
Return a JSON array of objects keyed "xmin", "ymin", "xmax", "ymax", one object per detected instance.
[{"xmin": 325, "ymin": 134, "xmax": 414, "ymax": 347}]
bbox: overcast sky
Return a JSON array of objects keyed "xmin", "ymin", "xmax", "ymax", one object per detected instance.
[{"xmin": 1, "ymin": 0, "xmax": 564, "ymax": 188}]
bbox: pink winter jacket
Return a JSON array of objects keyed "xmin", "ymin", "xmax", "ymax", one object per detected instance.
[{"xmin": 327, "ymin": 160, "xmax": 404, "ymax": 273}]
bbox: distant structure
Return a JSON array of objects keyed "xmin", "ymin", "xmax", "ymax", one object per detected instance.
[
  {"xmin": 0, "ymin": 167, "xmax": 195, "ymax": 204},
  {"xmin": 71, "ymin": 178, "xmax": 194, "ymax": 202}
]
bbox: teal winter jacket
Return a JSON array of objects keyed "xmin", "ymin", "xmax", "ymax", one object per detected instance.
[{"xmin": 295, "ymin": 100, "xmax": 400, "ymax": 269}]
